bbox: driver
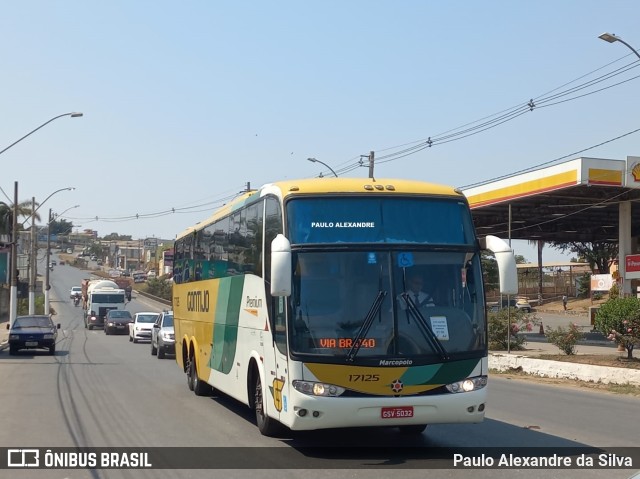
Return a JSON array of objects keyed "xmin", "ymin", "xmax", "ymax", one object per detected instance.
[{"xmin": 398, "ymin": 273, "xmax": 435, "ymax": 310}]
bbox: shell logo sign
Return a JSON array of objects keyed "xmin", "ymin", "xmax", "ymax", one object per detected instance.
[{"xmin": 632, "ymin": 163, "xmax": 640, "ymax": 182}]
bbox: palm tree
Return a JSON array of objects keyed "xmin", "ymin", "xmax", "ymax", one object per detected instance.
[
  {"xmin": 0, "ymin": 200, "xmax": 41, "ymax": 235},
  {"xmin": 528, "ymin": 239, "xmax": 546, "ymax": 304}
]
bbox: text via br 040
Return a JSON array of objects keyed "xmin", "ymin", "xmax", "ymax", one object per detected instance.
[{"xmin": 318, "ymin": 338, "xmax": 377, "ymax": 348}]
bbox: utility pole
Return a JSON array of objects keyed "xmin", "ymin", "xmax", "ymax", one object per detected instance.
[
  {"xmin": 44, "ymin": 209, "xmax": 52, "ymax": 315},
  {"xmin": 9, "ymin": 182, "xmax": 18, "ymax": 327},
  {"xmin": 368, "ymin": 150, "xmax": 375, "ymax": 179},
  {"xmin": 29, "ymin": 196, "xmax": 36, "ymax": 315}
]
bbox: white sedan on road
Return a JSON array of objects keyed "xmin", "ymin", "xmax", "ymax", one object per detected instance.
[{"xmin": 129, "ymin": 312, "xmax": 160, "ymax": 343}]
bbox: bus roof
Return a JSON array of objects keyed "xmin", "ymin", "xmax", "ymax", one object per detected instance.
[{"xmin": 176, "ymin": 177, "xmax": 463, "ymax": 240}]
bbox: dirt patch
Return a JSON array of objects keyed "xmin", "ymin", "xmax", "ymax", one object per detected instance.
[{"xmin": 491, "ymin": 370, "xmax": 640, "ymax": 396}]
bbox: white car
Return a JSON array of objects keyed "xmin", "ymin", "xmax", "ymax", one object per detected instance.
[
  {"xmin": 70, "ymin": 286, "xmax": 82, "ymax": 300},
  {"xmin": 129, "ymin": 312, "xmax": 160, "ymax": 343}
]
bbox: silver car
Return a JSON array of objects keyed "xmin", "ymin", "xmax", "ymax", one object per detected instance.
[{"xmin": 151, "ymin": 311, "xmax": 174, "ymax": 359}]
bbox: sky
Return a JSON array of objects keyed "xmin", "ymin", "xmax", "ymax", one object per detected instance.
[{"xmin": 2, "ymin": 1, "xmax": 640, "ymax": 264}]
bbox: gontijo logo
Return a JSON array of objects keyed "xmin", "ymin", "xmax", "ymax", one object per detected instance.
[{"xmin": 187, "ymin": 290, "xmax": 210, "ymax": 312}]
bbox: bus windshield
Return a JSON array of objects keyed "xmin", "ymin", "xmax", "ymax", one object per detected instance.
[
  {"xmin": 289, "ymin": 250, "xmax": 485, "ymax": 364},
  {"xmin": 286, "ymin": 196, "xmax": 476, "ymax": 245}
]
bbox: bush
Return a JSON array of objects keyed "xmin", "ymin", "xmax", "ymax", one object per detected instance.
[
  {"xmin": 545, "ymin": 323, "xmax": 584, "ymax": 355},
  {"xmin": 488, "ymin": 308, "xmax": 536, "ymax": 351},
  {"xmin": 595, "ymin": 296, "xmax": 640, "ymax": 359},
  {"xmin": 609, "ymin": 283, "xmax": 620, "ymax": 299},
  {"xmin": 17, "ymin": 296, "xmax": 45, "ymax": 315},
  {"xmin": 146, "ymin": 278, "xmax": 172, "ymax": 302},
  {"xmin": 576, "ymin": 274, "xmax": 590, "ymax": 298}
]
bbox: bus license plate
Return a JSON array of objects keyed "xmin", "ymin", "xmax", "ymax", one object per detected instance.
[{"xmin": 381, "ymin": 406, "xmax": 414, "ymax": 419}]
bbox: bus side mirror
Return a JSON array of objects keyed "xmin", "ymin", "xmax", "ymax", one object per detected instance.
[
  {"xmin": 479, "ymin": 235, "xmax": 518, "ymax": 295},
  {"xmin": 270, "ymin": 234, "xmax": 292, "ymax": 297}
]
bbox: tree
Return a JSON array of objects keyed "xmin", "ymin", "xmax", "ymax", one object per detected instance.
[
  {"xmin": 595, "ymin": 296, "xmax": 640, "ymax": 359},
  {"xmin": 528, "ymin": 240, "xmax": 545, "ymax": 304},
  {"xmin": 481, "ymin": 252, "xmax": 498, "ymax": 293},
  {"xmin": 49, "ymin": 218, "xmax": 74, "ymax": 236},
  {"xmin": 0, "ymin": 200, "xmax": 40, "ymax": 235},
  {"xmin": 551, "ymin": 241, "xmax": 617, "ymax": 274}
]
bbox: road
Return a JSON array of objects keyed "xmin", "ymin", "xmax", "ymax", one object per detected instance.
[{"xmin": 0, "ymin": 255, "xmax": 637, "ymax": 479}]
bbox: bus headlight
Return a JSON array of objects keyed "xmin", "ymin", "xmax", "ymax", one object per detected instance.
[
  {"xmin": 445, "ymin": 376, "xmax": 487, "ymax": 393},
  {"xmin": 292, "ymin": 380, "xmax": 345, "ymax": 397}
]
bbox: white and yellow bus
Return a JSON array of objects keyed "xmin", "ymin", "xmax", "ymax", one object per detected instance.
[{"xmin": 172, "ymin": 177, "xmax": 517, "ymax": 436}]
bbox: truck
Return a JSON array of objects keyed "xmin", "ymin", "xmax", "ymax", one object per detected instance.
[
  {"xmin": 112, "ymin": 277, "xmax": 133, "ymax": 301},
  {"xmin": 82, "ymin": 279, "xmax": 127, "ymax": 330}
]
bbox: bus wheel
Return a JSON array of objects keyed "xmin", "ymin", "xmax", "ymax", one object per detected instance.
[
  {"xmin": 254, "ymin": 374, "xmax": 280, "ymax": 436},
  {"xmin": 397, "ymin": 424, "xmax": 427, "ymax": 434},
  {"xmin": 186, "ymin": 358, "xmax": 195, "ymax": 391},
  {"xmin": 190, "ymin": 358, "xmax": 211, "ymax": 396}
]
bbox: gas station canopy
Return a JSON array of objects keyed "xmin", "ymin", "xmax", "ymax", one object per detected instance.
[{"xmin": 462, "ymin": 156, "xmax": 640, "ymax": 244}]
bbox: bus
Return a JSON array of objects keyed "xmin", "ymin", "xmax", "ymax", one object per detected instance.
[{"xmin": 172, "ymin": 177, "xmax": 517, "ymax": 436}]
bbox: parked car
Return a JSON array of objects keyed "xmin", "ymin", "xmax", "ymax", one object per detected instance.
[
  {"xmin": 151, "ymin": 311, "xmax": 174, "ymax": 359},
  {"xmin": 129, "ymin": 312, "xmax": 160, "ymax": 343},
  {"xmin": 493, "ymin": 297, "xmax": 533, "ymax": 313},
  {"xmin": 146, "ymin": 271, "xmax": 157, "ymax": 279},
  {"xmin": 7, "ymin": 315, "xmax": 60, "ymax": 355},
  {"xmin": 70, "ymin": 286, "xmax": 82, "ymax": 299},
  {"xmin": 59, "ymin": 260, "xmax": 65, "ymax": 265},
  {"xmin": 51, "ymin": 260, "xmax": 57, "ymax": 266},
  {"xmin": 104, "ymin": 310, "xmax": 133, "ymax": 335},
  {"xmin": 515, "ymin": 298, "xmax": 532, "ymax": 313}
]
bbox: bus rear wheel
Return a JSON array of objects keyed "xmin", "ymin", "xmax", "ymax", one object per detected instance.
[{"xmin": 254, "ymin": 374, "xmax": 280, "ymax": 436}]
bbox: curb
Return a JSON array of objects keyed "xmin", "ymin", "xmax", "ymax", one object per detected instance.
[{"xmin": 489, "ymin": 353, "xmax": 640, "ymax": 386}]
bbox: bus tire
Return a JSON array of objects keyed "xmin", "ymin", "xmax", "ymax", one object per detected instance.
[
  {"xmin": 397, "ymin": 424, "xmax": 427, "ymax": 434},
  {"xmin": 186, "ymin": 358, "xmax": 195, "ymax": 391},
  {"xmin": 254, "ymin": 373, "xmax": 280, "ymax": 436},
  {"xmin": 190, "ymin": 358, "xmax": 212, "ymax": 396}
]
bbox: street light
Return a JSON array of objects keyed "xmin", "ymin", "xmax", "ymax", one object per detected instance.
[
  {"xmin": 4, "ymin": 113, "xmax": 82, "ymax": 325},
  {"xmin": 28, "ymin": 187, "xmax": 75, "ymax": 314},
  {"xmin": 0, "ymin": 112, "xmax": 83, "ymax": 157},
  {"xmin": 27, "ymin": 187, "xmax": 76, "ymax": 224},
  {"xmin": 598, "ymin": 32, "xmax": 640, "ymax": 60},
  {"xmin": 44, "ymin": 205, "xmax": 79, "ymax": 314},
  {"xmin": 307, "ymin": 157, "xmax": 338, "ymax": 178},
  {"xmin": 598, "ymin": 33, "xmax": 639, "ymax": 298}
]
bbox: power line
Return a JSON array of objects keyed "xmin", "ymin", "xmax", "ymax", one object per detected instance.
[{"xmin": 340, "ymin": 55, "xmax": 640, "ymax": 170}]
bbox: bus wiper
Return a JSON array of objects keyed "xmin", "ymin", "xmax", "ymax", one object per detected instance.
[
  {"xmin": 346, "ymin": 290, "xmax": 387, "ymax": 362},
  {"xmin": 401, "ymin": 292, "xmax": 449, "ymax": 360}
]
